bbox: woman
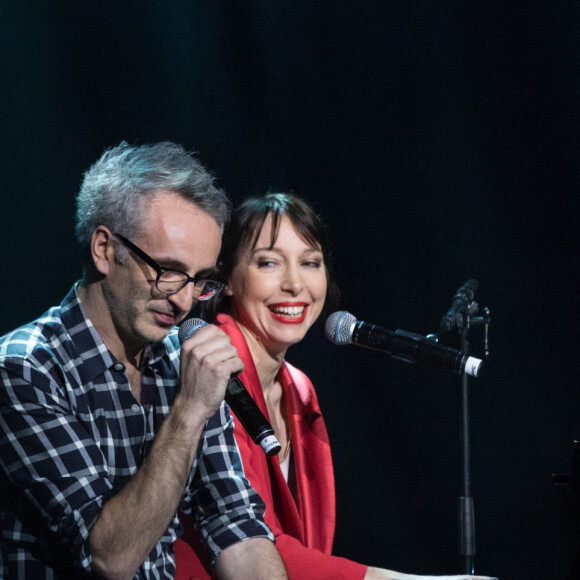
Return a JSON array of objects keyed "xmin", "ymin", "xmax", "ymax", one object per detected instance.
[{"xmin": 174, "ymin": 193, "xmax": 497, "ymax": 580}]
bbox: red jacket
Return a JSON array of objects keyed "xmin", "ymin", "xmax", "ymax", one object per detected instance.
[{"xmin": 174, "ymin": 314, "xmax": 367, "ymax": 580}]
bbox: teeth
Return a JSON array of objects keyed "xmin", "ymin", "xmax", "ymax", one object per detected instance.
[{"xmin": 270, "ymin": 305, "xmax": 305, "ymax": 318}]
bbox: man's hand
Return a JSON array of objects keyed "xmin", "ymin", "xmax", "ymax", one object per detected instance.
[{"xmin": 176, "ymin": 324, "xmax": 244, "ymax": 421}]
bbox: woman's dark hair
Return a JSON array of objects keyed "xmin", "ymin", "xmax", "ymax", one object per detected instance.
[{"xmin": 204, "ymin": 192, "xmax": 340, "ymax": 322}]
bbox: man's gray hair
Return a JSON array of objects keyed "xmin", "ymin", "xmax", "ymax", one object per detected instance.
[{"xmin": 75, "ymin": 141, "xmax": 230, "ymax": 269}]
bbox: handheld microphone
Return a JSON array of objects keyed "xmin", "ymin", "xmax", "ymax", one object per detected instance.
[
  {"xmin": 325, "ymin": 311, "xmax": 483, "ymax": 377},
  {"xmin": 438, "ymin": 279, "xmax": 478, "ymax": 336},
  {"xmin": 178, "ymin": 318, "xmax": 281, "ymax": 457}
]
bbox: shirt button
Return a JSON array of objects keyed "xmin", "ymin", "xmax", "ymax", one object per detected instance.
[
  {"xmin": 113, "ymin": 363, "xmax": 125, "ymax": 372},
  {"xmin": 131, "ymin": 404, "xmax": 140, "ymax": 413}
]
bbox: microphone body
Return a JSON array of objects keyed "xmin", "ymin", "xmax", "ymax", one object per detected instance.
[
  {"xmin": 326, "ymin": 311, "xmax": 483, "ymax": 378},
  {"xmin": 178, "ymin": 318, "xmax": 281, "ymax": 457},
  {"xmin": 438, "ymin": 279, "xmax": 478, "ymax": 335}
]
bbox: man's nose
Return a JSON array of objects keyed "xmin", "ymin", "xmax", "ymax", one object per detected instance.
[{"xmin": 167, "ymin": 282, "xmax": 196, "ymax": 312}]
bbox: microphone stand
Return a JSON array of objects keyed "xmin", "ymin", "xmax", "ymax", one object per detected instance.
[
  {"xmin": 433, "ymin": 281, "xmax": 490, "ymax": 575},
  {"xmin": 454, "ymin": 305, "xmax": 490, "ymax": 575}
]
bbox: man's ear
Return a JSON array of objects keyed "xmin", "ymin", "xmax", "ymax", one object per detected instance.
[
  {"xmin": 224, "ymin": 282, "xmax": 234, "ymax": 297},
  {"xmin": 91, "ymin": 227, "xmax": 115, "ymax": 276}
]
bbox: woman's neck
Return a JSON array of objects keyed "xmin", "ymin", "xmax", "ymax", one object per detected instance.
[
  {"xmin": 236, "ymin": 322, "xmax": 286, "ymax": 394},
  {"xmin": 235, "ymin": 320, "xmax": 291, "ymax": 464}
]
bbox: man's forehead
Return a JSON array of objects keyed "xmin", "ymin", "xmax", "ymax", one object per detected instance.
[
  {"xmin": 148, "ymin": 191, "xmax": 204, "ymax": 217},
  {"xmin": 142, "ymin": 194, "xmax": 219, "ymax": 233}
]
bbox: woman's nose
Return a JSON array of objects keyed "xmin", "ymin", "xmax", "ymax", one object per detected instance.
[{"xmin": 281, "ymin": 266, "xmax": 303, "ymax": 295}]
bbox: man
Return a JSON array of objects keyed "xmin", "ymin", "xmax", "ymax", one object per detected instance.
[{"xmin": 0, "ymin": 142, "xmax": 288, "ymax": 579}]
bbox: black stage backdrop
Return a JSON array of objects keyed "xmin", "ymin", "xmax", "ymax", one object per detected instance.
[{"xmin": 1, "ymin": 2, "xmax": 578, "ymax": 578}]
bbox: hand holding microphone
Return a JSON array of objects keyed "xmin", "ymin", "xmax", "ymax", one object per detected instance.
[{"xmin": 179, "ymin": 318, "xmax": 281, "ymax": 456}]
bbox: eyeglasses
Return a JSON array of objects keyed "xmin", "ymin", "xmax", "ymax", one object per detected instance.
[{"xmin": 112, "ymin": 233, "xmax": 224, "ymax": 301}]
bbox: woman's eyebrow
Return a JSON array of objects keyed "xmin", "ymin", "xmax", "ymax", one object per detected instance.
[
  {"xmin": 251, "ymin": 246, "xmax": 283, "ymax": 254},
  {"xmin": 251, "ymin": 245, "xmax": 322, "ymax": 254}
]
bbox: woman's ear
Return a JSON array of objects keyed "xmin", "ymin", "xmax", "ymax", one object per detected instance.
[{"xmin": 224, "ymin": 283, "xmax": 234, "ymax": 297}]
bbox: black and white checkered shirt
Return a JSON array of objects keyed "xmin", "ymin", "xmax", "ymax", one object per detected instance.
[{"xmin": 0, "ymin": 284, "xmax": 273, "ymax": 579}]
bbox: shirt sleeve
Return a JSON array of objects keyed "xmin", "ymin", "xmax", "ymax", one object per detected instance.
[
  {"xmin": 0, "ymin": 357, "xmax": 113, "ymax": 572},
  {"xmin": 178, "ymin": 402, "xmax": 275, "ymax": 565}
]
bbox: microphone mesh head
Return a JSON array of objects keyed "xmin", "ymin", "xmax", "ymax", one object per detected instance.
[
  {"xmin": 324, "ymin": 311, "xmax": 356, "ymax": 345},
  {"xmin": 178, "ymin": 318, "xmax": 208, "ymax": 344},
  {"xmin": 461, "ymin": 279, "xmax": 478, "ymax": 300}
]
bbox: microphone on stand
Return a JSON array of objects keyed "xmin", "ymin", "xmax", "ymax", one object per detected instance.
[
  {"xmin": 178, "ymin": 318, "xmax": 281, "ymax": 457},
  {"xmin": 437, "ymin": 279, "xmax": 479, "ymax": 336},
  {"xmin": 325, "ymin": 311, "xmax": 483, "ymax": 378}
]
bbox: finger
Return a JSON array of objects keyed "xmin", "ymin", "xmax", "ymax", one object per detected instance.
[{"xmin": 180, "ymin": 326, "xmax": 243, "ymax": 381}]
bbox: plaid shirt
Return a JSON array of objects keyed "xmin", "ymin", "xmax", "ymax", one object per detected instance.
[{"xmin": 0, "ymin": 284, "xmax": 273, "ymax": 579}]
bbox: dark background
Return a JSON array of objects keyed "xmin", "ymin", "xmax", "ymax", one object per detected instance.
[{"xmin": 1, "ymin": 2, "xmax": 579, "ymax": 578}]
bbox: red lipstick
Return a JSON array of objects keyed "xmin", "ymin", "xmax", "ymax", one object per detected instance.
[{"xmin": 268, "ymin": 302, "xmax": 308, "ymax": 324}]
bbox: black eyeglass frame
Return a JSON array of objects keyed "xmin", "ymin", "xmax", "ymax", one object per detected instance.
[{"xmin": 112, "ymin": 233, "xmax": 224, "ymax": 300}]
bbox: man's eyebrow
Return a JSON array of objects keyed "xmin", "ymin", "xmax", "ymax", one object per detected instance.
[
  {"xmin": 156, "ymin": 257, "xmax": 220, "ymax": 278},
  {"xmin": 155, "ymin": 256, "xmax": 189, "ymax": 271},
  {"xmin": 196, "ymin": 266, "xmax": 221, "ymax": 279}
]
